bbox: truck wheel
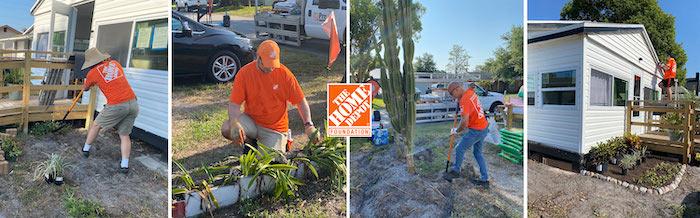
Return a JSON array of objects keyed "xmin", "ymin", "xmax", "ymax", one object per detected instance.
[
  {"xmin": 489, "ymin": 101, "xmax": 503, "ymax": 113},
  {"xmin": 207, "ymin": 51, "xmax": 241, "ymax": 83}
]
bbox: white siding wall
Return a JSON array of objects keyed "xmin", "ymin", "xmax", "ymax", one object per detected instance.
[
  {"xmin": 581, "ymin": 31, "xmax": 660, "ymax": 153},
  {"xmin": 81, "ymin": 0, "xmax": 169, "ymax": 139},
  {"xmin": 527, "ymin": 35, "xmax": 584, "ymax": 153}
]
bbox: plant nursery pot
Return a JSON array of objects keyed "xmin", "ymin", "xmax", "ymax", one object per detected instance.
[
  {"xmin": 53, "ymin": 177, "xmax": 64, "ymax": 186},
  {"xmin": 610, "ymin": 157, "xmax": 618, "ymax": 165},
  {"xmin": 44, "ymin": 174, "xmax": 54, "ymax": 184},
  {"xmin": 596, "ymin": 164, "xmax": 603, "ymax": 173},
  {"xmin": 172, "ymin": 200, "xmax": 186, "ymax": 218},
  {"xmin": 621, "ymin": 168, "xmax": 628, "ymax": 175}
]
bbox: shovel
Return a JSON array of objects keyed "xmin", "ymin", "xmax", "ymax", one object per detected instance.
[
  {"xmin": 445, "ymin": 110, "xmax": 459, "ymax": 173},
  {"xmin": 52, "ymin": 89, "xmax": 84, "ymax": 133}
]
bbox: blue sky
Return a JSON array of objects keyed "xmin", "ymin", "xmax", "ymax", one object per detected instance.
[
  {"xmin": 0, "ymin": 0, "xmax": 34, "ymax": 31},
  {"xmin": 413, "ymin": 0, "xmax": 523, "ymax": 71},
  {"xmin": 529, "ymin": 0, "xmax": 700, "ymax": 78}
]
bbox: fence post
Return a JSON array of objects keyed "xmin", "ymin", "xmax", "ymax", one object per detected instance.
[
  {"xmin": 84, "ymin": 87, "xmax": 97, "ymax": 129},
  {"xmin": 506, "ymin": 104, "xmax": 513, "ymax": 129},
  {"xmin": 21, "ymin": 51, "xmax": 30, "ymax": 133},
  {"xmin": 625, "ymin": 100, "xmax": 632, "ymax": 134}
]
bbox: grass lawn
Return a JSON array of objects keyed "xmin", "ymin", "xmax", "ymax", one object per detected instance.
[{"xmin": 214, "ymin": 5, "xmax": 272, "ymax": 17}]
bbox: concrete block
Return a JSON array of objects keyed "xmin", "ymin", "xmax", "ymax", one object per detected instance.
[{"xmin": 0, "ymin": 161, "xmax": 8, "ymax": 175}]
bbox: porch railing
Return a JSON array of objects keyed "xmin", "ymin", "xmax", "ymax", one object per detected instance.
[{"xmin": 625, "ymin": 99, "xmax": 695, "ymax": 163}]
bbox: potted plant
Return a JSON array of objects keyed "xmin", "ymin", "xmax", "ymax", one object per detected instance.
[
  {"xmin": 0, "ymin": 136, "xmax": 21, "ymax": 161},
  {"xmin": 32, "ymin": 153, "xmax": 68, "ymax": 185},
  {"xmin": 4, "ymin": 69, "xmax": 23, "ymax": 100},
  {"xmin": 619, "ymin": 153, "xmax": 637, "ymax": 175},
  {"xmin": 624, "ymin": 132, "xmax": 641, "ymax": 150},
  {"xmin": 589, "ymin": 145, "xmax": 608, "ymax": 173},
  {"xmin": 662, "ymin": 113, "xmax": 684, "ymax": 142},
  {"xmin": 172, "ymin": 161, "xmax": 220, "ymax": 217},
  {"xmin": 640, "ymin": 146, "xmax": 648, "ymax": 163}
]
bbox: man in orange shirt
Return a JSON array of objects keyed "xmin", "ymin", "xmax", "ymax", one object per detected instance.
[
  {"xmin": 221, "ymin": 40, "xmax": 320, "ymax": 152},
  {"xmin": 81, "ymin": 48, "xmax": 139, "ymax": 173},
  {"xmin": 444, "ymin": 82, "xmax": 490, "ymax": 187},
  {"xmin": 657, "ymin": 56, "xmax": 677, "ymax": 101}
]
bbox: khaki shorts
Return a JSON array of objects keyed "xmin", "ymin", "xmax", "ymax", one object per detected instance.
[
  {"xmin": 238, "ymin": 114, "xmax": 288, "ymax": 152},
  {"xmin": 94, "ymin": 99, "xmax": 139, "ymax": 135}
]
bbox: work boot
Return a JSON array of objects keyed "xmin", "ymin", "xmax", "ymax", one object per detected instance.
[
  {"xmin": 470, "ymin": 179, "xmax": 490, "ymax": 189},
  {"xmin": 442, "ymin": 170, "xmax": 460, "ymax": 182}
]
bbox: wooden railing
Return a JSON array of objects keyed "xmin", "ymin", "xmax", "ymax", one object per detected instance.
[
  {"xmin": 625, "ymin": 100, "xmax": 695, "ymax": 163},
  {"xmin": 497, "ymin": 104, "xmax": 523, "ymax": 130},
  {"xmin": 0, "ymin": 50, "xmax": 97, "ymax": 133}
]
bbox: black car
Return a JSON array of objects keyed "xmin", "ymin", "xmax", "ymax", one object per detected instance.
[{"xmin": 172, "ymin": 11, "xmax": 254, "ymax": 82}]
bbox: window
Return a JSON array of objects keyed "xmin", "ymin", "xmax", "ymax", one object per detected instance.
[
  {"xmin": 541, "ymin": 70, "xmax": 576, "ymax": 105},
  {"xmin": 614, "ymin": 78, "xmax": 627, "ymax": 106},
  {"xmin": 527, "ymin": 91, "xmax": 535, "ymax": 105},
  {"xmin": 96, "ymin": 22, "xmax": 133, "ymax": 64},
  {"xmin": 172, "ymin": 16, "xmax": 183, "ymax": 32},
  {"xmin": 129, "ymin": 19, "xmax": 168, "ymax": 71},
  {"xmin": 590, "ymin": 70, "xmax": 612, "ymax": 106},
  {"xmin": 35, "ymin": 33, "xmax": 49, "ymax": 58},
  {"xmin": 318, "ymin": 0, "xmax": 340, "ymax": 9},
  {"xmin": 644, "ymin": 88, "xmax": 658, "ymax": 101},
  {"xmin": 52, "ymin": 31, "xmax": 66, "ymax": 53},
  {"xmin": 633, "ymin": 76, "xmax": 641, "ymax": 116}
]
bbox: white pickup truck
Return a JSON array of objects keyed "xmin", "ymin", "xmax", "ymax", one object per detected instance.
[
  {"xmin": 174, "ymin": 0, "xmax": 208, "ymax": 12},
  {"xmin": 254, "ymin": 0, "xmax": 347, "ymax": 46},
  {"xmin": 426, "ymin": 82, "xmax": 505, "ymax": 113}
]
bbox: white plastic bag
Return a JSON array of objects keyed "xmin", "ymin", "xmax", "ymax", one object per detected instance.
[{"xmin": 483, "ymin": 116, "xmax": 501, "ymax": 145}]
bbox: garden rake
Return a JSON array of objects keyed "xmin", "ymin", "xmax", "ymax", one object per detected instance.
[
  {"xmin": 445, "ymin": 109, "xmax": 459, "ymax": 173},
  {"xmin": 52, "ymin": 89, "xmax": 84, "ymax": 133}
]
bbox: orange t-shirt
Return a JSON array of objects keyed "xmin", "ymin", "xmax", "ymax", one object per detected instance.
[
  {"xmin": 459, "ymin": 88, "xmax": 488, "ymax": 130},
  {"xmin": 84, "ymin": 59, "xmax": 136, "ymax": 105},
  {"xmin": 229, "ymin": 61, "xmax": 304, "ymax": 132},
  {"xmin": 664, "ymin": 58, "xmax": 677, "ymax": 79}
]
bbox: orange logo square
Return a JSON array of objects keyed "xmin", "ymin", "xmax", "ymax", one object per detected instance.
[{"xmin": 327, "ymin": 83, "xmax": 372, "ymax": 137}]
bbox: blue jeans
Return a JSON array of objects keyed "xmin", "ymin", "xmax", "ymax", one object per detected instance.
[{"xmin": 450, "ymin": 127, "xmax": 489, "ymax": 181}]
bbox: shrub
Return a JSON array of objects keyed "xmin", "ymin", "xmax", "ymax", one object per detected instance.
[
  {"xmin": 4, "ymin": 69, "xmax": 23, "ymax": 85},
  {"xmin": 635, "ymin": 162, "xmax": 681, "ymax": 188},
  {"xmin": 0, "ymin": 136, "xmax": 22, "ymax": 161},
  {"xmin": 30, "ymin": 121, "xmax": 65, "ymax": 136},
  {"xmin": 240, "ymin": 143, "xmax": 313, "ymax": 200},
  {"xmin": 624, "ymin": 132, "xmax": 641, "ymax": 150},
  {"xmin": 619, "ymin": 153, "xmax": 637, "ymax": 170},
  {"xmin": 63, "ymin": 188, "xmax": 106, "ymax": 218}
]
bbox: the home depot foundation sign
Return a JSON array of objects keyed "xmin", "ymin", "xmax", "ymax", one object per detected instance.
[{"xmin": 327, "ymin": 83, "xmax": 372, "ymax": 137}]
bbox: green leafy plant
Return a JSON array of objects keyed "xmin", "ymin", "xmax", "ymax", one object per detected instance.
[
  {"xmin": 0, "ymin": 136, "xmax": 22, "ymax": 161},
  {"xmin": 32, "ymin": 153, "xmax": 68, "ymax": 181},
  {"xmin": 172, "ymin": 161, "xmax": 220, "ymax": 217},
  {"xmin": 239, "ymin": 143, "xmax": 312, "ymax": 200},
  {"xmin": 624, "ymin": 132, "xmax": 641, "ymax": 150},
  {"xmin": 63, "ymin": 188, "xmax": 106, "ymax": 218},
  {"xmin": 4, "ymin": 69, "xmax": 23, "ymax": 85},
  {"xmin": 635, "ymin": 162, "xmax": 681, "ymax": 188},
  {"xmin": 662, "ymin": 113, "xmax": 684, "ymax": 141},
  {"xmin": 302, "ymin": 136, "xmax": 347, "ymax": 192},
  {"xmin": 619, "ymin": 153, "xmax": 637, "ymax": 171},
  {"xmin": 30, "ymin": 121, "xmax": 65, "ymax": 136}
]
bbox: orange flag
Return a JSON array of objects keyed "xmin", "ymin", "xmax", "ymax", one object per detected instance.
[{"xmin": 322, "ymin": 11, "xmax": 340, "ymax": 69}]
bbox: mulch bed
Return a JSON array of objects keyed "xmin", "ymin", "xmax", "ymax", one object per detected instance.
[{"xmin": 599, "ymin": 155, "xmax": 680, "ymax": 189}]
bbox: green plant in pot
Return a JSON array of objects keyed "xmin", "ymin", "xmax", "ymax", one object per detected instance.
[
  {"xmin": 624, "ymin": 132, "xmax": 641, "ymax": 150},
  {"xmin": 172, "ymin": 161, "xmax": 219, "ymax": 217},
  {"xmin": 0, "ymin": 136, "xmax": 22, "ymax": 161},
  {"xmin": 239, "ymin": 143, "xmax": 316, "ymax": 200},
  {"xmin": 4, "ymin": 69, "xmax": 23, "ymax": 100},
  {"xmin": 589, "ymin": 145, "xmax": 608, "ymax": 173},
  {"xmin": 619, "ymin": 153, "xmax": 637, "ymax": 175},
  {"xmin": 32, "ymin": 153, "xmax": 69, "ymax": 185},
  {"xmin": 662, "ymin": 113, "xmax": 684, "ymax": 142}
]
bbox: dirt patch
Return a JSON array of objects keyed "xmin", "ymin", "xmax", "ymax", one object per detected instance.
[
  {"xmin": 350, "ymin": 123, "xmax": 523, "ymax": 217},
  {"xmin": 598, "ymin": 156, "xmax": 681, "ymax": 189},
  {"xmin": 528, "ymin": 160, "xmax": 700, "ymax": 217},
  {"xmin": 0, "ymin": 128, "xmax": 167, "ymax": 217}
]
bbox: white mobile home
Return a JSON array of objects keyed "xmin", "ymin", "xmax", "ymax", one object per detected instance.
[
  {"xmin": 527, "ymin": 21, "xmax": 661, "ymax": 160},
  {"xmin": 30, "ymin": 0, "xmax": 169, "ymax": 150}
]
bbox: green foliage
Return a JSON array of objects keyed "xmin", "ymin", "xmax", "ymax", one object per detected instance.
[
  {"xmin": 0, "ymin": 136, "xmax": 22, "ymax": 161},
  {"xmin": 414, "ymin": 53, "xmax": 437, "ymax": 72},
  {"xmin": 446, "ymin": 45, "xmax": 471, "ymax": 73},
  {"xmin": 32, "ymin": 153, "xmax": 68, "ymax": 180},
  {"xmin": 63, "ymin": 188, "xmax": 106, "ymax": 218},
  {"xmin": 560, "ymin": 0, "xmax": 688, "ymax": 84},
  {"xmin": 635, "ymin": 162, "xmax": 681, "ymax": 188},
  {"xmin": 481, "ymin": 26, "xmax": 523, "ymax": 83},
  {"xmin": 239, "ymin": 143, "xmax": 307, "ymax": 200},
  {"xmin": 172, "ymin": 161, "xmax": 220, "ymax": 215},
  {"xmin": 618, "ymin": 153, "xmax": 637, "ymax": 170},
  {"xmin": 662, "ymin": 112, "xmax": 684, "ymax": 138},
  {"xmin": 30, "ymin": 121, "xmax": 65, "ymax": 136},
  {"xmin": 4, "ymin": 69, "xmax": 24, "ymax": 85},
  {"xmin": 624, "ymin": 132, "xmax": 641, "ymax": 150},
  {"xmin": 302, "ymin": 137, "xmax": 347, "ymax": 192}
]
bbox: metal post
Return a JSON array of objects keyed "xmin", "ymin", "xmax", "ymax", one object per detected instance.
[{"xmin": 696, "ymin": 72, "xmax": 699, "ymax": 96}]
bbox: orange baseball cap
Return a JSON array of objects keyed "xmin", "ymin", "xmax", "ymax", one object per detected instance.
[{"xmin": 257, "ymin": 40, "xmax": 281, "ymax": 69}]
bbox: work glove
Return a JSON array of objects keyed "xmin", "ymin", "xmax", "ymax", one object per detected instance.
[
  {"xmin": 229, "ymin": 121, "xmax": 246, "ymax": 146},
  {"xmin": 450, "ymin": 128, "xmax": 459, "ymax": 135},
  {"xmin": 305, "ymin": 125, "xmax": 322, "ymax": 144}
]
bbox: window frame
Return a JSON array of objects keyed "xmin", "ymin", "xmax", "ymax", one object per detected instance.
[
  {"xmin": 541, "ymin": 70, "xmax": 577, "ymax": 106},
  {"xmin": 128, "ymin": 18, "xmax": 168, "ymax": 71},
  {"xmin": 94, "ymin": 16, "xmax": 169, "ymax": 72},
  {"xmin": 588, "ymin": 68, "xmax": 629, "ymax": 108}
]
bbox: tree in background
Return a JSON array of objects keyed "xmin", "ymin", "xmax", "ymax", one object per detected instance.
[
  {"xmin": 561, "ymin": 0, "xmax": 688, "ymax": 84},
  {"xmin": 481, "ymin": 26, "xmax": 523, "ymax": 87},
  {"xmin": 349, "ymin": 0, "xmax": 425, "ymax": 82},
  {"xmin": 377, "ymin": 0, "xmax": 417, "ymax": 173},
  {"xmin": 414, "ymin": 53, "xmax": 437, "ymax": 72},
  {"xmin": 446, "ymin": 45, "xmax": 470, "ymax": 74}
]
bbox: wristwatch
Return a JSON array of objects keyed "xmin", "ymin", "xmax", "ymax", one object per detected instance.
[{"xmin": 304, "ymin": 121, "xmax": 314, "ymax": 127}]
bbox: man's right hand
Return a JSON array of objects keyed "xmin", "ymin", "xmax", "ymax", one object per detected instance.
[
  {"xmin": 230, "ymin": 121, "xmax": 246, "ymax": 145},
  {"xmin": 450, "ymin": 128, "xmax": 459, "ymax": 135}
]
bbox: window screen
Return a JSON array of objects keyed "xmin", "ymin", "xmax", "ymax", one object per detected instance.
[
  {"xmin": 96, "ymin": 22, "xmax": 133, "ymax": 64},
  {"xmin": 129, "ymin": 19, "xmax": 168, "ymax": 71}
]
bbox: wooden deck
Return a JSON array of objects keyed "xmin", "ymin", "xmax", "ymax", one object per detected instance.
[{"xmin": 626, "ymin": 100, "xmax": 696, "ymax": 163}]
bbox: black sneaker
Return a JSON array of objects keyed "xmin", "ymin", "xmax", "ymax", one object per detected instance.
[
  {"xmin": 471, "ymin": 179, "xmax": 490, "ymax": 189},
  {"xmin": 119, "ymin": 167, "xmax": 129, "ymax": 174},
  {"xmin": 82, "ymin": 150, "xmax": 89, "ymax": 158},
  {"xmin": 442, "ymin": 170, "xmax": 460, "ymax": 182}
]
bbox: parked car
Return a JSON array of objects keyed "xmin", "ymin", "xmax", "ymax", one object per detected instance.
[
  {"xmin": 175, "ymin": 0, "xmax": 207, "ymax": 12},
  {"xmin": 172, "ymin": 11, "xmax": 254, "ymax": 82}
]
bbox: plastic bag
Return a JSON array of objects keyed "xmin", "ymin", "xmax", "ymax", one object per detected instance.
[{"xmin": 483, "ymin": 116, "xmax": 501, "ymax": 145}]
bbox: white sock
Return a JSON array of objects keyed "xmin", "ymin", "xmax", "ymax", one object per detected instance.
[
  {"xmin": 120, "ymin": 159, "xmax": 129, "ymax": 168},
  {"xmin": 83, "ymin": 144, "xmax": 91, "ymax": 152}
]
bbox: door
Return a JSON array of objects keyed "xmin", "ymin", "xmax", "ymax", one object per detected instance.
[
  {"xmin": 304, "ymin": 0, "xmax": 346, "ymax": 40},
  {"xmin": 172, "ymin": 15, "xmax": 193, "ymax": 75}
]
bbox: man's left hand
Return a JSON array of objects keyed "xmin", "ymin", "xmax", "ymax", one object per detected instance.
[{"xmin": 305, "ymin": 125, "xmax": 322, "ymax": 144}]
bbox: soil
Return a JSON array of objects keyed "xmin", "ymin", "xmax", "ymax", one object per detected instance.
[
  {"xmin": 528, "ymin": 160, "xmax": 700, "ymax": 217},
  {"xmin": 0, "ymin": 128, "xmax": 167, "ymax": 217},
  {"xmin": 350, "ymin": 123, "xmax": 523, "ymax": 217},
  {"xmin": 599, "ymin": 156, "xmax": 681, "ymax": 189}
]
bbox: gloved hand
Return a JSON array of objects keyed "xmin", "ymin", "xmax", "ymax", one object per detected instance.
[
  {"xmin": 305, "ymin": 125, "xmax": 322, "ymax": 144},
  {"xmin": 450, "ymin": 128, "xmax": 459, "ymax": 135},
  {"xmin": 230, "ymin": 121, "xmax": 246, "ymax": 146}
]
